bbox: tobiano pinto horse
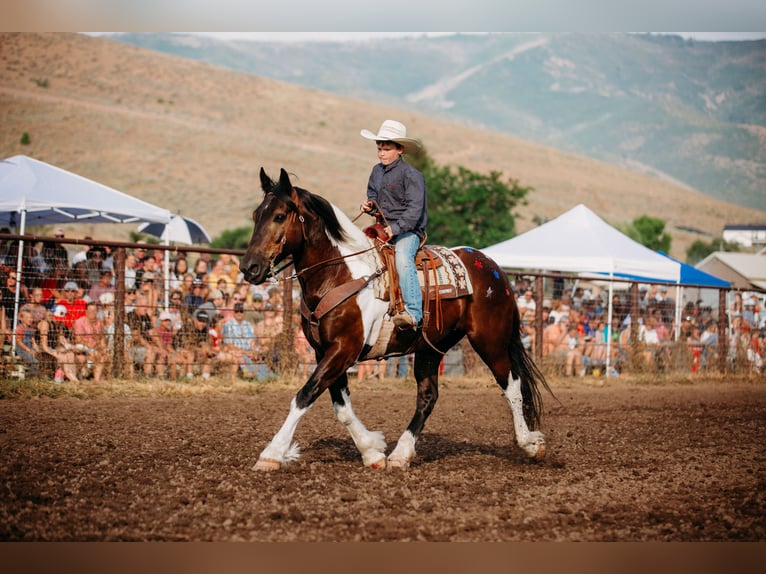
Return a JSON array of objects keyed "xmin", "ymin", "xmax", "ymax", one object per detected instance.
[{"xmin": 240, "ymin": 168, "xmax": 552, "ymax": 470}]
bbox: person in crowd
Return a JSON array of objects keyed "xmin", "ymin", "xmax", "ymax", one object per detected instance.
[
  {"xmin": 360, "ymin": 119, "xmax": 426, "ymax": 329},
  {"xmin": 38, "ymin": 306, "xmax": 79, "ymax": 382},
  {"xmin": 54, "ymin": 281, "xmax": 87, "ymax": 330},
  {"xmin": 20, "ymin": 286, "xmax": 48, "ymax": 324},
  {"xmin": 218, "ymin": 253, "xmax": 241, "ymax": 284},
  {"xmin": 542, "ymin": 314, "xmax": 585, "ymax": 376},
  {"xmin": 167, "ymin": 290, "xmax": 186, "ymax": 327},
  {"xmin": 637, "ymin": 313, "xmax": 662, "ymax": 366},
  {"xmin": 72, "ymin": 301, "xmax": 106, "ymax": 381},
  {"xmin": 135, "ymin": 271, "xmax": 159, "ymax": 318},
  {"xmin": 187, "ymin": 309, "xmax": 215, "ymax": 379},
  {"xmin": 152, "ymin": 311, "xmax": 178, "ymax": 379},
  {"xmin": 183, "ymin": 277, "xmax": 206, "ymax": 314},
  {"xmin": 123, "ymin": 252, "xmax": 138, "ymax": 290},
  {"xmin": 192, "ymin": 257, "xmax": 209, "ymax": 282},
  {"xmin": 356, "ymin": 359, "xmax": 386, "ymax": 382},
  {"xmin": 222, "ymin": 302, "xmax": 267, "ymax": 379},
  {"xmin": 517, "ymin": 289, "xmax": 536, "ymax": 323},
  {"xmin": 50, "ymin": 228, "xmax": 70, "ymax": 267},
  {"xmin": 179, "ymin": 273, "xmax": 196, "ymax": 298},
  {"xmin": 746, "ymin": 329, "xmax": 763, "ymax": 373},
  {"xmin": 127, "ymin": 293, "xmax": 158, "ymax": 378},
  {"xmin": 87, "ymin": 267, "xmax": 114, "ymax": 305},
  {"xmin": 14, "ymin": 308, "xmax": 40, "ymax": 377},
  {"xmin": 103, "ymin": 303, "xmax": 133, "ymax": 379},
  {"xmin": 70, "ymin": 237, "xmax": 91, "ymax": 266},
  {"xmin": 742, "ymin": 299, "xmax": 758, "ymax": 329},
  {"xmin": 196, "ymin": 288, "xmax": 226, "ymax": 321},
  {"xmin": 207, "ymin": 257, "xmax": 236, "ymax": 293},
  {"xmin": 168, "ymin": 256, "xmax": 189, "ymax": 292}
]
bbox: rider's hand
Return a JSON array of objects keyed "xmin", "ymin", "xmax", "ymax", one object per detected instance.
[{"xmin": 361, "ymin": 200, "xmax": 373, "ymax": 213}]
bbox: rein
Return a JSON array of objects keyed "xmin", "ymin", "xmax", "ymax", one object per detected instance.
[{"xmin": 264, "ymin": 210, "xmax": 377, "ymax": 282}]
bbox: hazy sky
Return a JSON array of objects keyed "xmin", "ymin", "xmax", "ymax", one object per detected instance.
[{"xmin": 5, "ymin": 1, "xmax": 766, "ymax": 34}]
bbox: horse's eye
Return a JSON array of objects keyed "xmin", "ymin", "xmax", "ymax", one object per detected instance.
[{"xmin": 274, "ymin": 214, "xmax": 287, "ymax": 223}]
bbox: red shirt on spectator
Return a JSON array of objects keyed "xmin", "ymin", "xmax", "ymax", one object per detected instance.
[{"xmin": 54, "ymin": 297, "xmax": 86, "ymax": 329}]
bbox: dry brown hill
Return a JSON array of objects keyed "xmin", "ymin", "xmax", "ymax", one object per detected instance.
[{"xmin": 1, "ymin": 32, "xmax": 763, "ymax": 259}]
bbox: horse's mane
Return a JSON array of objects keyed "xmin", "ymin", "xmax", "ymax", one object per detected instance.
[{"xmin": 295, "ymin": 187, "xmax": 370, "ymax": 251}]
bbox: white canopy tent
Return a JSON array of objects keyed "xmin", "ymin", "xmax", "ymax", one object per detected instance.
[
  {"xmin": 481, "ymin": 204, "xmax": 682, "ymax": 375},
  {"xmin": 0, "ymin": 154, "xmax": 173, "ymax": 353}
]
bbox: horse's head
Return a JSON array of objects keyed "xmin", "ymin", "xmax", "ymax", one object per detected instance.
[{"xmin": 240, "ymin": 168, "xmax": 348, "ymax": 284}]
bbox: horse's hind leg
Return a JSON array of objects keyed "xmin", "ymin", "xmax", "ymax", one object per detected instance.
[
  {"xmin": 502, "ymin": 374, "xmax": 546, "ymax": 460},
  {"xmin": 388, "ymin": 349, "xmax": 442, "ymax": 469},
  {"xmin": 329, "ymin": 377, "xmax": 387, "ymax": 469},
  {"xmin": 469, "ymin": 334, "xmax": 546, "ymax": 460}
]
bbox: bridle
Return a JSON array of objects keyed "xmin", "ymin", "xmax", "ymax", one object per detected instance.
[{"xmin": 263, "ymin": 207, "xmax": 378, "ymax": 284}]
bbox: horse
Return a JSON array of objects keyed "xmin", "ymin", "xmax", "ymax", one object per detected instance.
[{"xmin": 240, "ymin": 168, "xmax": 551, "ymax": 470}]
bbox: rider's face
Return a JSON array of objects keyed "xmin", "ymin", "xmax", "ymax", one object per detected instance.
[{"xmin": 376, "ymin": 141, "xmax": 402, "ymax": 166}]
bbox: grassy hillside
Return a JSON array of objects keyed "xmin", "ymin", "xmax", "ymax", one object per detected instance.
[{"xmin": 1, "ymin": 32, "xmax": 764, "ymax": 261}]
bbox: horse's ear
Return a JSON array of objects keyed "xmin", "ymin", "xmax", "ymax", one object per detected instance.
[
  {"xmin": 259, "ymin": 167, "xmax": 274, "ymax": 194},
  {"xmin": 278, "ymin": 168, "xmax": 292, "ymax": 192}
]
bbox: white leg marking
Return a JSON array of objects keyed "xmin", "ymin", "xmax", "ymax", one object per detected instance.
[
  {"xmin": 503, "ymin": 375, "xmax": 546, "ymax": 459},
  {"xmin": 257, "ymin": 397, "xmax": 306, "ymax": 467},
  {"xmin": 333, "ymin": 389, "xmax": 387, "ymax": 467},
  {"xmin": 388, "ymin": 430, "xmax": 417, "ymax": 469}
]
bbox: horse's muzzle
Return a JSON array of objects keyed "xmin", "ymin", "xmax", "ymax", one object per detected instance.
[{"xmin": 240, "ymin": 260, "xmax": 268, "ymax": 285}]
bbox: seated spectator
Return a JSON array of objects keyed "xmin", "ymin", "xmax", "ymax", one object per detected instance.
[
  {"xmin": 54, "ymin": 281, "xmax": 87, "ymax": 330},
  {"xmin": 103, "ymin": 305, "xmax": 133, "ymax": 379},
  {"xmin": 127, "ymin": 299, "xmax": 158, "ymax": 378},
  {"xmin": 168, "ymin": 256, "xmax": 189, "ymax": 292},
  {"xmin": 20, "ymin": 287, "xmax": 48, "ymax": 324},
  {"xmin": 135, "ymin": 272, "xmax": 159, "ymax": 318},
  {"xmin": 38, "ymin": 306, "xmax": 79, "ymax": 382},
  {"xmin": 637, "ymin": 314, "xmax": 662, "ymax": 366},
  {"xmin": 208, "ymin": 257, "xmax": 236, "ymax": 293},
  {"xmin": 152, "ymin": 311, "xmax": 178, "ymax": 379},
  {"xmin": 196, "ymin": 288, "xmax": 226, "ymax": 321},
  {"xmin": 517, "ymin": 289, "xmax": 536, "ymax": 323},
  {"xmin": 542, "ymin": 315, "xmax": 585, "ymax": 376},
  {"xmin": 87, "ymin": 268, "xmax": 114, "ymax": 305},
  {"xmin": 222, "ymin": 302, "xmax": 268, "ymax": 380},
  {"xmin": 73, "ymin": 301, "xmax": 107, "ymax": 381},
  {"xmin": 14, "ymin": 308, "xmax": 40, "ymax": 377},
  {"xmin": 183, "ymin": 278, "xmax": 206, "ymax": 315},
  {"xmin": 185, "ymin": 309, "xmax": 215, "ymax": 379}
]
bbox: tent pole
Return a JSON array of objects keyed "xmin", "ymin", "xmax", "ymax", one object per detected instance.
[
  {"xmin": 605, "ymin": 273, "xmax": 614, "ymax": 377},
  {"xmin": 163, "ymin": 236, "xmax": 170, "ymax": 311},
  {"xmin": 675, "ymin": 279, "xmax": 683, "ymax": 341},
  {"xmin": 10, "ymin": 209, "xmax": 26, "ymax": 355}
]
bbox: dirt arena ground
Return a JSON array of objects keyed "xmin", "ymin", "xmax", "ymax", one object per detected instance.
[{"xmin": 1, "ymin": 377, "xmax": 764, "ymax": 542}]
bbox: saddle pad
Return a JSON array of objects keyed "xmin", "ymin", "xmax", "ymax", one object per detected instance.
[{"xmin": 372, "ymin": 245, "xmax": 473, "ymax": 301}]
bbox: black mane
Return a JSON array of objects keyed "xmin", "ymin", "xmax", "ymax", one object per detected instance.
[{"xmin": 293, "ymin": 186, "xmax": 348, "ymax": 244}]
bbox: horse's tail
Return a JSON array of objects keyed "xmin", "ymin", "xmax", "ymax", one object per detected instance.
[{"xmin": 508, "ymin": 309, "xmax": 555, "ymax": 431}]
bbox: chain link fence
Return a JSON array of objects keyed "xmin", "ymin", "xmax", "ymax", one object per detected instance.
[{"xmin": 1, "ymin": 233, "xmax": 762, "ymax": 383}]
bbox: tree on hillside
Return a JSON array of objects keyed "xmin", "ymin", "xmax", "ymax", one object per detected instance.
[
  {"xmin": 621, "ymin": 215, "xmax": 671, "ymax": 253},
  {"xmin": 407, "ymin": 148, "xmax": 531, "ymax": 248},
  {"xmin": 686, "ymin": 237, "xmax": 741, "ymax": 265}
]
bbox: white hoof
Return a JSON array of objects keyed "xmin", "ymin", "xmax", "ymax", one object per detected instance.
[
  {"xmin": 386, "ymin": 457, "xmax": 410, "ymax": 470},
  {"xmin": 253, "ymin": 458, "xmax": 281, "ymax": 472},
  {"xmin": 520, "ymin": 431, "xmax": 546, "ymax": 460}
]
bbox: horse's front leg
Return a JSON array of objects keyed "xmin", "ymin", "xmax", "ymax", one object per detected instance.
[
  {"xmin": 388, "ymin": 350, "xmax": 442, "ymax": 469},
  {"xmin": 329, "ymin": 377, "xmax": 387, "ymax": 469},
  {"xmin": 254, "ymin": 354, "xmax": 338, "ymax": 471}
]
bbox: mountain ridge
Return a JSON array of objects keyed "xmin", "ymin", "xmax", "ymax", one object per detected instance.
[
  {"xmin": 108, "ymin": 32, "xmax": 765, "ymax": 210},
  {"xmin": 1, "ymin": 32, "xmax": 764, "ymax": 262}
]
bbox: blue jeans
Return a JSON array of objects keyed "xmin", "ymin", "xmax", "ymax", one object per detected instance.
[{"xmin": 392, "ymin": 231, "xmax": 422, "ymax": 323}]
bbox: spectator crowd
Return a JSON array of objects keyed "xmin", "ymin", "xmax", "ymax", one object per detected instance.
[
  {"xmin": 0, "ymin": 231, "xmax": 317, "ymax": 382},
  {"xmin": 1, "ymin": 231, "xmax": 763, "ymax": 382}
]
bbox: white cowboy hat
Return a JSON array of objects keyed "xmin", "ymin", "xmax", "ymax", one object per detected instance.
[{"xmin": 360, "ymin": 119, "xmax": 422, "ymax": 155}]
